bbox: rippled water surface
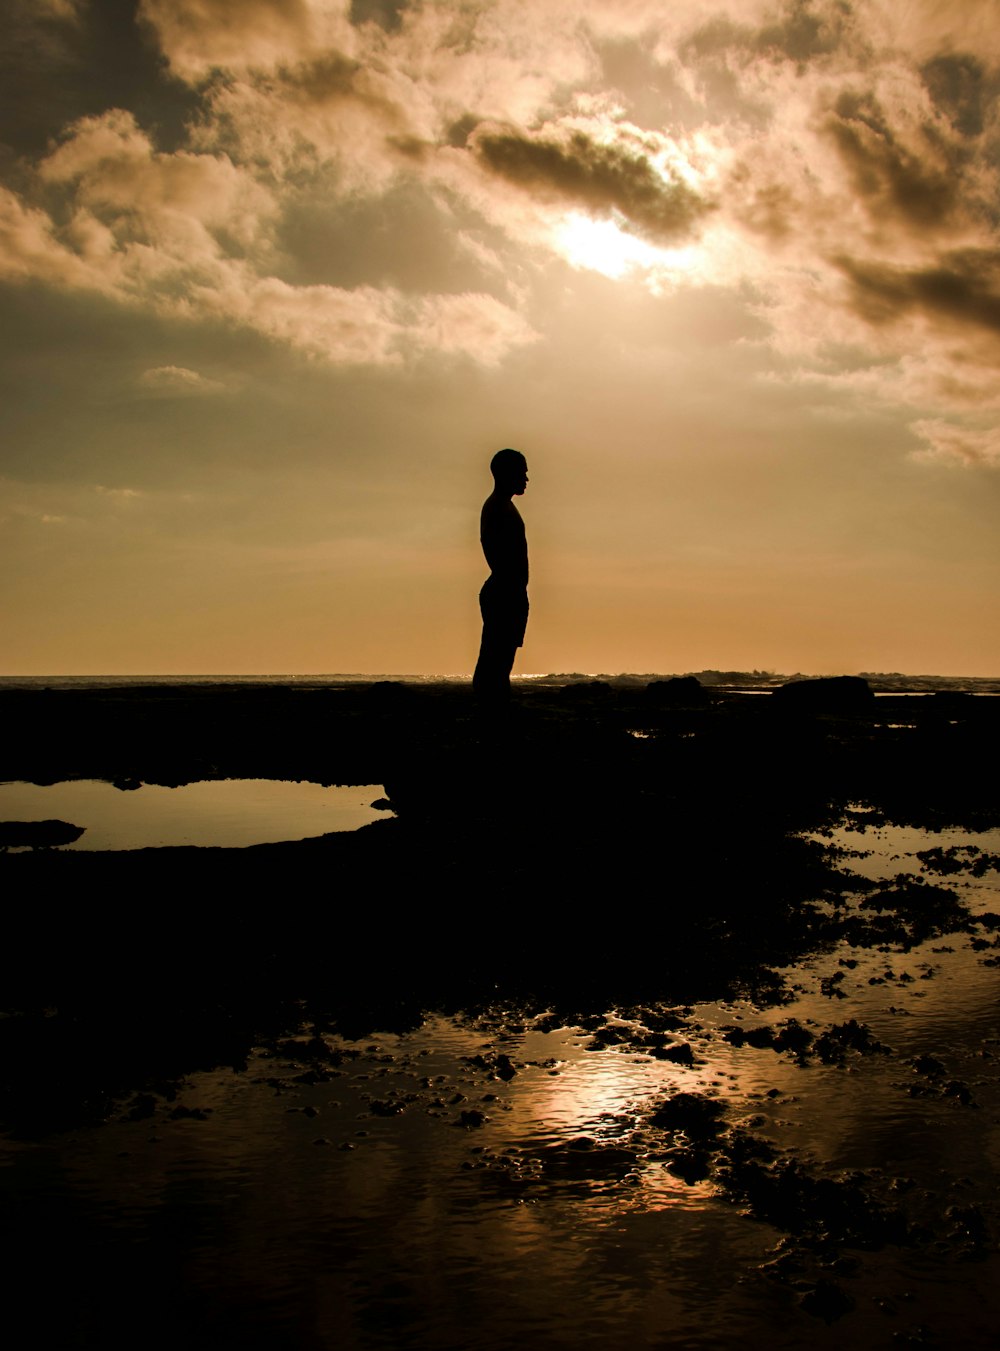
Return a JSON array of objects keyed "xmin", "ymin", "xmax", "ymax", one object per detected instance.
[{"xmin": 1, "ymin": 814, "xmax": 998, "ymax": 1349}]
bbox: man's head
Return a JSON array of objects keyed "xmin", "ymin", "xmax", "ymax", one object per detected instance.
[{"xmin": 491, "ymin": 447, "xmax": 528, "ymax": 495}]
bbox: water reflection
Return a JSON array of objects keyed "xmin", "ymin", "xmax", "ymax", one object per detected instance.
[
  {"xmin": 0, "ymin": 778, "xmax": 388, "ymax": 849},
  {"xmin": 1, "ymin": 815, "xmax": 998, "ymax": 1348}
]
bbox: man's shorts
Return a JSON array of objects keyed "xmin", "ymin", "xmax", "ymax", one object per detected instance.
[{"xmin": 479, "ymin": 578, "xmax": 529, "ymax": 649}]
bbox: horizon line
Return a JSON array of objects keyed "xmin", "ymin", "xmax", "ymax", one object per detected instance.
[{"xmin": 1, "ymin": 670, "xmax": 998, "ymax": 682}]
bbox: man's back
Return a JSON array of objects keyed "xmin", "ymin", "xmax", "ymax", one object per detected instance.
[{"xmin": 481, "ymin": 491, "xmax": 528, "ymax": 588}]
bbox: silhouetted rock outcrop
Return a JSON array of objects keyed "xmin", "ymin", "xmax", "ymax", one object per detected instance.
[
  {"xmin": 0, "ymin": 819, "xmax": 85, "ymax": 850},
  {"xmin": 771, "ymin": 676, "xmax": 874, "ymax": 711},
  {"xmin": 645, "ymin": 676, "xmax": 709, "ymax": 705}
]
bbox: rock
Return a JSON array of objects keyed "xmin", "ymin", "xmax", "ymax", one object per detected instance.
[
  {"xmin": 773, "ymin": 1021, "xmax": 814, "ymax": 1054},
  {"xmin": 651, "ymin": 1042, "xmax": 695, "ymax": 1066},
  {"xmin": 910, "ymin": 1054, "xmax": 945, "ymax": 1077},
  {"xmin": 799, "ymin": 1279, "xmax": 854, "ymax": 1322},
  {"xmin": 645, "ymin": 676, "xmax": 709, "ymax": 705},
  {"xmin": 0, "ymin": 819, "xmax": 85, "ymax": 849},
  {"xmin": 495, "ymin": 1054, "xmax": 517, "ymax": 1081},
  {"xmin": 771, "ymin": 676, "xmax": 875, "ymax": 711},
  {"xmin": 666, "ymin": 1149, "xmax": 712, "ymax": 1184},
  {"xmin": 368, "ymin": 1098, "xmax": 405, "ymax": 1116},
  {"xmin": 648, "ymin": 1092, "xmax": 725, "ymax": 1140},
  {"xmin": 561, "ymin": 680, "xmax": 615, "ymax": 700}
]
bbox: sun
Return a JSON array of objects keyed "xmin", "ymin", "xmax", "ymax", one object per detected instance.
[{"xmin": 555, "ymin": 212, "xmax": 700, "ymax": 281}]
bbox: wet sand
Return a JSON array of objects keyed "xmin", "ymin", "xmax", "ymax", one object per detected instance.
[{"xmin": 1, "ymin": 679, "xmax": 998, "ymax": 1348}]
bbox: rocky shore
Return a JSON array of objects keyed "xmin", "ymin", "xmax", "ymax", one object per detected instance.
[
  {"xmin": 1, "ymin": 676, "xmax": 996, "ymax": 1132},
  {"xmin": 2, "ymin": 677, "xmax": 999, "ymax": 1348}
]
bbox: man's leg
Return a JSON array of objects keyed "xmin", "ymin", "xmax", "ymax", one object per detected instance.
[{"xmin": 473, "ymin": 626, "xmax": 517, "ymax": 702}]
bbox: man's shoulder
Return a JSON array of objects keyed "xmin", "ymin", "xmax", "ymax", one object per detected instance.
[{"xmin": 482, "ymin": 493, "xmax": 513, "ymax": 521}]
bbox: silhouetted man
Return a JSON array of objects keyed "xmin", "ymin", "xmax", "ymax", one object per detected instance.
[{"xmin": 473, "ymin": 448, "xmax": 529, "ymax": 703}]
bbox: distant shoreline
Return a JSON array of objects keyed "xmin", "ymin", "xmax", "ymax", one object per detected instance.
[{"xmin": 1, "ymin": 671, "xmax": 998, "ymax": 694}]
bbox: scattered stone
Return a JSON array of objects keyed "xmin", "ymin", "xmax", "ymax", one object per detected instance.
[
  {"xmin": 799, "ymin": 1279, "xmax": 854, "ymax": 1323},
  {"xmin": 650, "ymin": 1042, "xmax": 695, "ymax": 1065},
  {"xmin": 812, "ymin": 1019, "xmax": 889, "ymax": 1065},
  {"xmin": 909, "ymin": 1055, "xmax": 945, "ymax": 1077},
  {"xmin": 458, "ymin": 1109, "xmax": 488, "ymax": 1128},
  {"xmin": 367, "ymin": 1098, "xmax": 406, "ymax": 1116},
  {"xmin": 648, "ymin": 1093, "xmax": 725, "ymax": 1141}
]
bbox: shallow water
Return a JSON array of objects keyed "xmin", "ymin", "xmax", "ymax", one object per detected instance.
[
  {"xmin": 0, "ymin": 778, "xmax": 388, "ymax": 849},
  {"xmin": 1, "ymin": 814, "xmax": 998, "ymax": 1349}
]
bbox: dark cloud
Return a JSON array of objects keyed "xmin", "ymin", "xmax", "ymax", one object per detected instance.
[
  {"xmin": 753, "ymin": 0, "xmax": 851, "ymax": 63},
  {"xmin": 835, "ymin": 249, "xmax": 1000, "ymax": 335},
  {"xmin": 474, "ymin": 128, "xmax": 711, "ymax": 243},
  {"xmin": 348, "ymin": 0, "xmax": 409, "ymax": 34},
  {"xmin": 260, "ymin": 49, "xmax": 412, "ymax": 131},
  {"xmin": 445, "ymin": 114, "xmax": 480, "ymax": 149},
  {"xmin": 276, "ymin": 181, "xmax": 497, "ymax": 294},
  {"xmin": 921, "ymin": 53, "xmax": 994, "ymax": 138},
  {"xmin": 0, "ymin": 0, "xmax": 198, "ymax": 162},
  {"xmin": 826, "ymin": 91, "xmax": 959, "ymax": 228},
  {"xmin": 284, "ymin": 51, "xmax": 363, "ymax": 102},
  {"xmin": 684, "ymin": 0, "xmax": 851, "ymax": 66},
  {"xmin": 682, "ymin": 15, "xmax": 749, "ymax": 61}
]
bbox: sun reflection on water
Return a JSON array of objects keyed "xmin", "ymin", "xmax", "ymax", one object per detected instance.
[{"xmin": 3, "ymin": 810, "xmax": 999, "ymax": 1348}]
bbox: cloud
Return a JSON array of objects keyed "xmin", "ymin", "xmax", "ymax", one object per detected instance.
[
  {"xmin": 1, "ymin": 478, "xmax": 143, "ymax": 530},
  {"xmin": 920, "ymin": 52, "xmax": 996, "ymax": 138},
  {"xmin": 406, "ymin": 290, "xmax": 537, "ymax": 364},
  {"xmin": 39, "ymin": 109, "xmax": 277, "ymax": 254},
  {"xmin": 867, "ymin": 0, "xmax": 1000, "ymax": 65},
  {"xmin": 683, "ymin": 0, "xmax": 853, "ymax": 67},
  {"xmin": 834, "ymin": 250, "xmax": 1000, "ymax": 336},
  {"xmin": 349, "ymin": 0, "xmax": 409, "ymax": 34},
  {"xmin": 1, "ymin": 104, "xmax": 534, "ymax": 367},
  {"xmin": 136, "ymin": 0, "xmax": 352, "ymax": 81},
  {"xmin": 4, "ymin": 0, "xmax": 1000, "ymax": 443},
  {"xmin": 95, "ymin": 485, "xmax": 144, "ymax": 500},
  {"xmin": 36, "ymin": 0, "xmax": 85, "ymax": 17},
  {"xmin": 911, "ymin": 418, "xmax": 1000, "ymax": 467},
  {"xmin": 824, "ymin": 89, "xmax": 962, "ymax": 231},
  {"xmin": 473, "ymin": 125, "xmax": 712, "ymax": 243},
  {"xmin": 138, "ymin": 365, "xmax": 227, "ymax": 395},
  {"xmin": 0, "ymin": 185, "xmax": 98, "ymax": 288}
]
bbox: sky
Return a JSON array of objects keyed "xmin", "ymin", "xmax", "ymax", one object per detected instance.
[{"xmin": 1, "ymin": 0, "xmax": 998, "ymax": 677}]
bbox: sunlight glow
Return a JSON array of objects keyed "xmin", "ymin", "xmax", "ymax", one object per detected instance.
[{"xmin": 555, "ymin": 213, "xmax": 700, "ymax": 281}]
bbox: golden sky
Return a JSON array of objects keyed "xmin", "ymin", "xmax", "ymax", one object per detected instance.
[{"xmin": 2, "ymin": 0, "xmax": 998, "ymax": 675}]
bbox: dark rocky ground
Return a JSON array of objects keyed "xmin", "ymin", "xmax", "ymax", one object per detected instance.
[
  {"xmin": 1, "ymin": 677, "xmax": 997, "ymax": 1135},
  {"xmin": 2, "ymin": 679, "xmax": 1000, "ymax": 1349}
]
